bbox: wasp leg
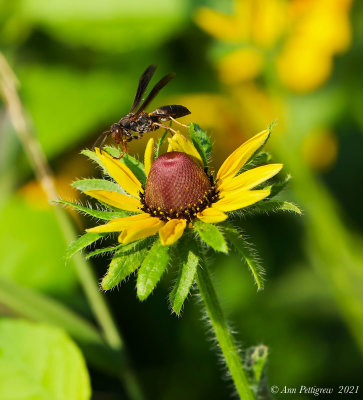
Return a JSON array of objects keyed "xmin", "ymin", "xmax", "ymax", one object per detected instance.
[
  {"xmin": 152, "ymin": 122, "xmax": 178, "ymax": 135},
  {"xmin": 169, "ymin": 116, "xmax": 189, "ymax": 129},
  {"xmin": 113, "ymin": 141, "xmax": 129, "ymax": 159}
]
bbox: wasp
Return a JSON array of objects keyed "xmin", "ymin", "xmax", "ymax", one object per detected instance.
[{"xmin": 93, "ymin": 65, "xmax": 191, "ymax": 158}]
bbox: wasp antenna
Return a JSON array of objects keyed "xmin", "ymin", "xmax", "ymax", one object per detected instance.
[{"xmin": 92, "ymin": 130, "xmax": 111, "ymax": 151}]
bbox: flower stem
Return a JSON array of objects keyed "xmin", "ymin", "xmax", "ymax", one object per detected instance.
[{"xmin": 196, "ymin": 259, "xmax": 255, "ymax": 400}]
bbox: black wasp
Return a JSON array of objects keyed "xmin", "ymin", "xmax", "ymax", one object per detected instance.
[{"xmin": 93, "ymin": 65, "xmax": 191, "ymax": 158}]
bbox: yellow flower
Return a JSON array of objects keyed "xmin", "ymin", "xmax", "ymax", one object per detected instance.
[
  {"xmin": 195, "ymin": 0, "xmax": 353, "ymax": 92},
  {"xmin": 86, "ymin": 130, "xmax": 282, "ymax": 246}
]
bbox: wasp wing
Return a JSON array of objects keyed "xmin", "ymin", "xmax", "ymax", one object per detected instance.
[
  {"xmin": 130, "ymin": 65, "xmax": 157, "ymax": 113},
  {"xmin": 150, "ymin": 105, "xmax": 191, "ymax": 119},
  {"xmin": 135, "ymin": 73, "xmax": 175, "ymax": 115}
]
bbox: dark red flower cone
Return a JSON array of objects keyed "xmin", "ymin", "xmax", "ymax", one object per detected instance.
[{"xmin": 145, "ymin": 152, "xmax": 211, "ymax": 213}]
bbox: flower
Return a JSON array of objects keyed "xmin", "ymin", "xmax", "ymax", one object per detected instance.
[
  {"xmin": 195, "ymin": 0, "xmax": 353, "ymax": 92},
  {"xmin": 85, "ymin": 129, "xmax": 282, "ymax": 246}
]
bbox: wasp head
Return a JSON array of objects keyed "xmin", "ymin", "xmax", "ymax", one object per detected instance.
[{"xmin": 110, "ymin": 123, "xmax": 124, "ymax": 144}]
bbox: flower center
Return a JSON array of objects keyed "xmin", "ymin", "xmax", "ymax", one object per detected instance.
[{"xmin": 140, "ymin": 152, "xmax": 219, "ymax": 221}]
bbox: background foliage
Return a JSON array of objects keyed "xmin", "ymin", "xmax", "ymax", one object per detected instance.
[{"xmin": 0, "ymin": 0, "xmax": 362, "ymax": 399}]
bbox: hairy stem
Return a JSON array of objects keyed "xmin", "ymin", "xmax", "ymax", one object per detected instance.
[
  {"xmin": 0, "ymin": 52, "xmax": 144, "ymax": 400},
  {"xmin": 196, "ymin": 258, "xmax": 255, "ymax": 400}
]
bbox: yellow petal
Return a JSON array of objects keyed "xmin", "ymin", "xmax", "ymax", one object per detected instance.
[
  {"xmin": 197, "ymin": 207, "xmax": 228, "ymax": 223},
  {"xmin": 213, "ymin": 189, "xmax": 271, "ymax": 212},
  {"xmin": 144, "ymin": 138, "xmax": 154, "ymax": 177},
  {"xmin": 85, "ymin": 190, "xmax": 142, "ymax": 212},
  {"xmin": 95, "ymin": 148, "xmax": 142, "ymax": 197},
  {"xmin": 86, "ymin": 213, "xmax": 151, "ymax": 233},
  {"xmin": 218, "ymin": 164, "xmax": 283, "ymax": 192},
  {"xmin": 118, "ymin": 217, "xmax": 164, "ymax": 244},
  {"xmin": 159, "ymin": 219, "xmax": 187, "ymax": 246},
  {"xmin": 217, "ymin": 130, "xmax": 270, "ymax": 182},
  {"xmin": 167, "ymin": 133, "xmax": 203, "ymax": 165}
]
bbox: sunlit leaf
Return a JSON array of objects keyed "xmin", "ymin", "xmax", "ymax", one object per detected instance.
[
  {"xmin": 0, "ymin": 319, "xmax": 91, "ymax": 400},
  {"xmin": 101, "ymin": 240, "xmax": 149, "ymax": 290},
  {"xmin": 194, "ymin": 221, "xmax": 228, "ymax": 254},
  {"xmin": 169, "ymin": 237, "xmax": 199, "ymax": 315},
  {"xmin": 137, "ymin": 239, "xmax": 170, "ymax": 301}
]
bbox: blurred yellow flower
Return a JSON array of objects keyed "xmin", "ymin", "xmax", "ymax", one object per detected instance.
[
  {"xmin": 195, "ymin": 0, "xmax": 353, "ymax": 92},
  {"xmin": 218, "ymin": 47, "xmax": 264, "ymax": 84}
]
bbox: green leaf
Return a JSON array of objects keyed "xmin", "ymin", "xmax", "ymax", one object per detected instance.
[
  {"xmin": 20, "ymin": 1, "xmax": 187, "ymax": 53},
  {"xmin": 103, "ymin": 147, "xmax": 146, "ymax": 186},
  {"xmin": 246, "ymin": 200, "xmax": 302, "ymax": 216},
  {"xmin": 137, "ymin": 239, "xmax": 170, "ymax": 301},
  {"xmin": 19, "ymin": 66, "xmax": 131, "ymax": 159},
  {"xmin": 72, "ymin": 178, "xmax": 125, "ymax": 194},
  {"xmin": 85, "ymin": 244, "xmax": 123, "ymax": 259},
  {"xmin": 223, "ymin": 224, "xmax": 264, "ymax": 290},
  {"xmin": 269, "ymin": 174, "xmax": 292, "ymax": 198},
  {"xmin": 57, "ymin": 200, "xmax": 128, "ymax": 220},
  {"xmin": 123, "ymin": 154, "xmax": 147, "ymax": 186},
  {"xmin": 81, "ymin": 149, "xmax": 104, "ymax": 168},
  {"xmin": 101, "ymin": 240, "xmax": 149, "ymax": 290},
  {"xmin": 156, "ymin": 129, "xmax": 169, "ymax": 158},
  {"xmin": 190, "ymin": 123, "xmax": 212, "ymax": 166},
  {"xmin": 169, "ymin": 237, "xmax": 199, "ymax": 315},
  {"xmin": 0, "ymin": 196, "xmax": 77, "ymax": 293},
  {"xmin": 0, "ymin": 319, "xmax": 91, "ymax": 400},
  {"xmin": 194, "ymin": 221, "xmax": 228, "ymax": 254},
  {"xmin": 66, "ymin": 232, "xmax": 105, "ymax": 262},
  {"xmin": 243, "ymin": 152, "xmax": 271, "ymax": 171}
]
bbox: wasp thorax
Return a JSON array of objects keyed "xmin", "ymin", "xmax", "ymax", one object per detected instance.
[{"xmin": 142, "ymin": 152, "xmax": 218, "ymax": 221}]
